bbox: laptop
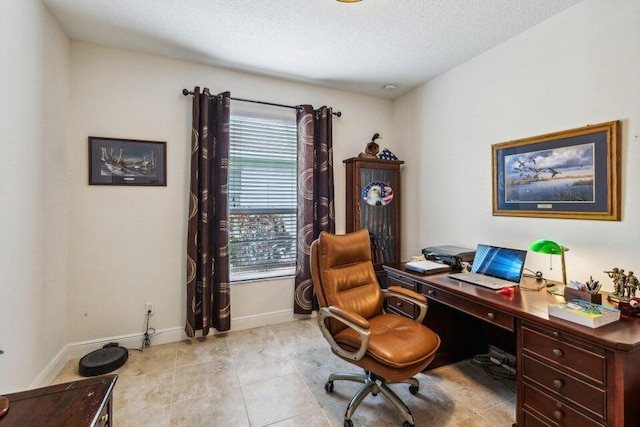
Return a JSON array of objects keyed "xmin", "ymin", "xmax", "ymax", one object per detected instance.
[{"xmin": 448, "ymin": 244, "xmax": 527, "ymax": 290}]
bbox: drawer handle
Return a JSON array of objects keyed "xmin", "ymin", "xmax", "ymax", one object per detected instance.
[
  {"xmin": 100, "ymin": 413, "xmax": 109, "ymax": 423},
  {"xmin": 487, "ymin": 312, "xmax": 496, "ymax": 320},
  {"xmin": 427, "ymin": 289, "xmax": 435, "ymax": 296},
  {"xmin": 552, "ymin": 379, "xmax": 564, "ymax": 389},
  {"xmin": 553, "ymin": 331, "xmax": 560, "ymax": 338},
  {"xmin": 396, "ymin": 302, "xmax": 403, "ymax": 307},
  {"xmin": 552, "ymin": 348, "xmax": 563, "ymax": 357},
  {"xmin": 552, "ymin": 410, "xmax": 563, "ymax": 421}
]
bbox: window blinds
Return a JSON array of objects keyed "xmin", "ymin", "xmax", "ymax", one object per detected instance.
[{"xmin": 229, "ymin": 113, "xmax": 297, "ymax": 281}]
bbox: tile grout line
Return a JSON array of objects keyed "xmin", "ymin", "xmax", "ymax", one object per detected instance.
[
  {"xmin": 167, "ymin": 344, "xmax": 179, "ymax": 425},
  {"xmin": 229, "ymin": 335, "xmax": 256, "ymax": 426},
  {"xmin": 281, "ymin": 333, "xmax": 332, "ymax": 426}
]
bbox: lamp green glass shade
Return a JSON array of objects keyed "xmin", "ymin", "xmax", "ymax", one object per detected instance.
[
  {"xmin": 529, "ymin": 239, "xmax": 563, "ymax": 255},
  {"xmin": 529, "ymin": 239, "xmax": 569, "ymax": 285}
]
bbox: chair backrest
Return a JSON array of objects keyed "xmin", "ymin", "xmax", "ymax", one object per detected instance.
[{"xmin": 311, "ymin": 229, "xmax": 384, "ymax": 335}]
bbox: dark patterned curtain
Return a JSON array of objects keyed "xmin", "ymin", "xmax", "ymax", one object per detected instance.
[
  {"xmin": 186, "ymin": 87, "xmax": 231, "ymax": 337},
  {"xmin": 294, "ymin": 105, "xmax": 335, "ymax": 314}
]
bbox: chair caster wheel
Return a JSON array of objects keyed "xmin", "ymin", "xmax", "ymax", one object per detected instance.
[
  {"xmin": 325, "ymin": 381, "xmax": 334, "ymax": 393},
  {"xmin": 409, "ymin": 384, "xmax": 419, "ymax": 395},
  {"xmin": 344, "ymin": 419, "xmax": 354, "ymax": 427}
]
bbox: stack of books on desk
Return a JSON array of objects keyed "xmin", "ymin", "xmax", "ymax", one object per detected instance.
[{"xmin": 548, "ymin": 299, "xmax": 620, "ymax": 328}]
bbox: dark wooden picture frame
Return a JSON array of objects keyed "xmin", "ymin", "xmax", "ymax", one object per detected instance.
[
  {"xmin": 492, "ymin": 121, "xmax": 620, "ymax": 220},
  {"xmin": 88, "ymin": 137, "xmax": 167, "ymax": 186}
]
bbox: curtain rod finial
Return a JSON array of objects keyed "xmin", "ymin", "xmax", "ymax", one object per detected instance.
[{"xmin": 182, "ymin": 88, "xmax": 193, "ymax": 96}]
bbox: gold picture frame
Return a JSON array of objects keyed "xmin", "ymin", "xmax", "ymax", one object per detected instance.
[{"xmin": 492, "ymin": 121, "xmax": 620, "ymax": 220}]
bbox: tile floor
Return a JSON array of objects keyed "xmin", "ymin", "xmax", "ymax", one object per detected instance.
[{"xmin": 52, "ymin": 319, "xmax": 516, "ymax": 426}]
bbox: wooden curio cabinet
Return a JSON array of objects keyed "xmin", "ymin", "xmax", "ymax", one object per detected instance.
[{"xmin": 344, "ymin": 157, "xmax": 403, "ymax": 270}]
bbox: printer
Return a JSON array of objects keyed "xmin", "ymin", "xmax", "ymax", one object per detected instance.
[{"xmin": 421, "ymin": 245, "xmax": 476, "ymax": 271}]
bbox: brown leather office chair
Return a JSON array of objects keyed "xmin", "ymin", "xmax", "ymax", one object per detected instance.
[{"xmin": 311, "ymin": 229, "xmax": 441, "ymax": 427}]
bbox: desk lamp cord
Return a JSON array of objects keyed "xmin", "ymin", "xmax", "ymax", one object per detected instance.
[{"xmin": 521, "ymin": 268, "xmax": 548, "ymax": 291}]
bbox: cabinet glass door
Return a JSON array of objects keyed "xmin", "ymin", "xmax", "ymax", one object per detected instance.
[{"xmin": 359, "ymin": 167, "xmax": 397, "ymax": 263}]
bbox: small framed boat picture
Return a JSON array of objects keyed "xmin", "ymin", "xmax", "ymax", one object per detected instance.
[
  {"xmin": 89, "ymin": 137, "xmax": 167, "ymax": 186},
  {"xmin": 492, "ymin": 120, "xmax": 620, "ymax": 220}
]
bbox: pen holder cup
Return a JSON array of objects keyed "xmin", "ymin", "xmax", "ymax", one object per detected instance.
[{"xmin": 563, "ymin": 287, "xmax": 602, "ymax": 305}]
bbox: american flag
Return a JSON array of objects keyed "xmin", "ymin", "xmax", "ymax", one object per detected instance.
[
  {"xmin": 377, "ymin": 148, "xmax": 398, "ymax": 160},
  {"xmin": 382, "ymin": 185, "xmax": 394, "ymax": 205}
]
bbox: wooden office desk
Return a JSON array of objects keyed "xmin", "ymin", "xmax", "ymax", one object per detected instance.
[
  {"xmin": 384, "ymin": 264, "xmax": 640, "ymax": 427},
  {"xmin": 0, "ymin": 374, "xmax": 117, "ymax": 426}
]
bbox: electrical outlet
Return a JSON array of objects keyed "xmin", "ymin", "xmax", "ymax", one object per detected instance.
[{"xmin": 145, "ymin": 302, "xmax": 155, "ymax": 316}]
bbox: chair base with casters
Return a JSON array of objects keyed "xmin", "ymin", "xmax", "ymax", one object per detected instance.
[{"xmin": 324, "ymin": 369, "xmax": 420, "ymax": 427}]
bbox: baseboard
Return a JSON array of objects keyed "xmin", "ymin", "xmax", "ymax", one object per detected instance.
[
  {"xmin": 30, "ymin": 346, "xmax": 68, "ymax": 389},
  {"xmin": 30, "ymin": 326, "xmax": 186, "ymax": 388},
  {"xmin": 65, "ymin": 327, "xmax": 186, "ymax": 360},
  {"xmin": 32, "ymin": 308, "xmax": 308, "ymax": 388},
  {"xmin": 231, "ymin": 308, "xmax": 306, "ymax": 331}
]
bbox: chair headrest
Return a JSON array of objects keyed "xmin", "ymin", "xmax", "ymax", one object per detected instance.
[{"xmin": 318, "ymin": 228, "xmax": 371, "ymax": 270}]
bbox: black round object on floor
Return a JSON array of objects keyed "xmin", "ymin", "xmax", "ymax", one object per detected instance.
[{"xmin": 79, "ymin": 343, "xmax": 128, "ymax": 376}]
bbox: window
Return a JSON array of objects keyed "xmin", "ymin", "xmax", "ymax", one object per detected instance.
[{"xmin": 229, "ymin": 112, "xmax": 297, "ymax": 282}]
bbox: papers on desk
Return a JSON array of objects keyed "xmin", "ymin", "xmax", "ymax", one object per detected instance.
[{"xmin": 404, "ymin": 260, "xmax": 450, "ymax": 274}]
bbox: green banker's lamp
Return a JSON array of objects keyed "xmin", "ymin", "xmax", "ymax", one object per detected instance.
[{"xmin": 529, "ymin": 239, "xmax": 569, "ymax": 285}]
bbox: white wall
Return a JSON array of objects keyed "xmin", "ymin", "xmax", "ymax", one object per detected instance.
[
  {"xmin": 0, "ymin": 0, "xmax": 70, "ymax": 392},
  {"xmin": 68, "ymin": 42, "xmax": 394, "ymax": 343},
  {"xmin": 394, "ymin": 0, "xmax": 640, "ymax": 289}
]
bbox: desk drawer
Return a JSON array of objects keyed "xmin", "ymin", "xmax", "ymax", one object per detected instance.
[
  {"xmin": 97, "ymin": 405, "xmax": 110, "ymax": 427},
  {"xmin": 421, "ymin": 284, "xmax": 514, "ymax": 331},
  {"xmin": 523, "ymin": 382, "xmax": 605, "ymax": 427},
  {"xmin": 522, "ymin": 409, "xmax": 554, "ymax": 427},
  {"xmin": 387, "ymin": 275, "xmax": 419, "ymax": 292},
  {"xmin": 387, "ymin": 296, "xmax": 416, "ymax": 319},
  {"xmin": 521, "ymin": 326, "xmax": 606, "ymax": 386},
  {"xmin": 523, "ymin": 355, "xmax": 606, "ymax": 420}
]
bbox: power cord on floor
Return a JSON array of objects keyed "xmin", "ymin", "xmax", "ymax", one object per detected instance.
[
  {"xmin": 141, "ymin": 309, "xmax": 156, "ymax": 350},
  {"xmin": 472, "ymin": 351, "xmax": 516, "ymax": 392}
]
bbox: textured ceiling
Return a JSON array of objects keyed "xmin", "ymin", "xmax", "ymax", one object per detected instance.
[{"xmin": 42, "ymin": 0, "xmax": 582, "ymax": 99}]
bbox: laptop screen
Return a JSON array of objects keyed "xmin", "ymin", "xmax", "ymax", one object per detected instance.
[{"xmin": 471, "ymin": 244, "xmax": 527, "ymax": 283}]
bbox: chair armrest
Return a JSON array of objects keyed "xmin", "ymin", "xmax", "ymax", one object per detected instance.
[
  {"xmin": 383, "ymin": 286, "xmax": 429, "ymax": 323},
  {"xmin": 317, "ymin": 306, "xmax": 371, "ymax": 361},
  {"xmin": 386, "ymin": 286, "xmax": 427, "ymax": 303},
  {"xmin": 328, "ymin": 306, "xmax": 370, "ymax": 329}
]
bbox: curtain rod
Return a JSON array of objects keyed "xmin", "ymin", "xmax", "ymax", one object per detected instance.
[{"xmin": 182, "ymin": 89, "xmax": 341, "ymax": 117}]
